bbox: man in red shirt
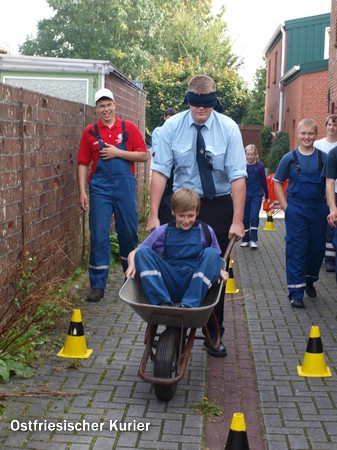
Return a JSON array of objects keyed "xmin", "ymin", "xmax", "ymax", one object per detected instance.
[{"xmin": 78, "ymin": 88, "xmax": 148, "ymax": 302}]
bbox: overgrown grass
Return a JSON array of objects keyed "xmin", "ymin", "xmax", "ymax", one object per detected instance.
[
  {"xmin": 110, "ymin": 231, "xmax": 120, "ymax": 266},
  {"xmin": 0, "ymin": 277, "xmax": 77, "ymax": 383},
  {"xmin": 0, "ymin": 219, "xmax": 146, "ymax": 389},
  {"xmin": 138, "ymin": 223, "xmax": 151, "ymax": 243},
  {"xmin": 0, "ymin": 250, "xmax": 83, "ymax": 384}
]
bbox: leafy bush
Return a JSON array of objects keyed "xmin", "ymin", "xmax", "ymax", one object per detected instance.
[
  {"xmin": 0, "ymin": 251, "xmax": 76, "ymax": 383},
  {"xmin": 142, "ymin": 57, "xmax": 249, "ymax": 134},
  {"xmin": 260, "ymin": 125, "xmax": 273, "ymax": 165},
  {"xmin": 0, "ymin": 358, "xmax": 35, "ymax": 383},
  {"xmin": 0, "ymin": 282, "xmax": 71, "ymax": 383},
  {"xmin": 265, "ymin": 131, "xmax": 290, "ymax": 173}
]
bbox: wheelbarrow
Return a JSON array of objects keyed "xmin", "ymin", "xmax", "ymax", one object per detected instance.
[{"xmin": 119, "ymin": 236, "xmax": 236, "ymax": 401}]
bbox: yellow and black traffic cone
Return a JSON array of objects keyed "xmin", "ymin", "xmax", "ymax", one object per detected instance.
[
  {"xmin": 225, "ymin": 259, "xmax": 239, "ymax": 294},
  {"xmin": 57, "ymin": 309, "xmax": 93, "ymax": 359},
  {"xmin": 224, "ymin": 412, "xmax": 250, "ymax": 450},
  {"xmin": 297, "ymin": 325, "xmax": 331, "ymax": 377},
  {"xmin": 263, "ymin": 211, "xmax": 276, "ymax": 231}
]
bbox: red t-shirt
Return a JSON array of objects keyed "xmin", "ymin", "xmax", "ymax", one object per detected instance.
[{"xmin": 77, "ymin": 117, "xmax": 147, "ymax": 179}]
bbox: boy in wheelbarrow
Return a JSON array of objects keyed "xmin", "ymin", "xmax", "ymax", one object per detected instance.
[{"xmin": 125, "ymin": 189, "xmax": 228, "ymax": 308}]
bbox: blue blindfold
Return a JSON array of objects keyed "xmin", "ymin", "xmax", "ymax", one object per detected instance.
[{"xmin": 183, "ymin": 91, "xmax": 223, "ymax": 113}]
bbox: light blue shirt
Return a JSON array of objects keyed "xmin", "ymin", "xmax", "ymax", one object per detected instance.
[
  {"xmin": 151, "ymin": 110, "xmax": 246, "ymax": 196},
  {"xmin": 150, "ymin": 126, "xmax": 161, "ymax": 157}
]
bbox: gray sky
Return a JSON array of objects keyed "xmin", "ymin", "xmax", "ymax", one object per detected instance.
[{"xmin": 0, "ymin": 1, "xmax": 53, "ymax": 53}]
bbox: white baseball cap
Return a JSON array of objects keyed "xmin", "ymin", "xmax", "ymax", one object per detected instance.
[{"xmin": 94, "ymin": 88, "xmax": 114, "ymax": 103}]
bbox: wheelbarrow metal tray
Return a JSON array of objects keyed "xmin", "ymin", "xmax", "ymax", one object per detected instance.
[{"xmin": 119, "ymin": 277, "xmax": 222, "ymax": 328}]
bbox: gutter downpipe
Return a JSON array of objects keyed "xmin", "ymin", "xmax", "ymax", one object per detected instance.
[
  {"xmin": 101, "ymin": 64, "xmax": 105, "ymax": 89},
  {"xmin": 278, "ymin": 24, "xmax": 286, "ymax": 133}
]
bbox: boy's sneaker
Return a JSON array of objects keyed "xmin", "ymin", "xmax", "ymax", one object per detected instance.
[
  {"xmin": 240, "ymin": 242, "xmax": 249, "ymax": 247},
  {"xmin": 86, "ymin": 288, "xmax": 104, "ymax": 302},
  {"xmin": 289, "ymin": 297, "xmax": 305, "ymax": 308},
  {"xmin": 325, "ymin": 262, "xmax": 335, "ymax": 272},
  {"xmin": 305, "ymin": 283, "xmax": 317, "ymax": 298},
  {"xmin": 250, "ymin": 241, "xmax": 258, "ymax": 249}
]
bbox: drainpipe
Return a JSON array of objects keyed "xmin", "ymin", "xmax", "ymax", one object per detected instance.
[
  {"xmin": 19, "ymin": 91, "xmax": 26, "ymax": 255},
  {"xmin": 101, "ymin": 65, "xmax": 105, "ymax": 89},
  {"xmin": 278, "ymin": 24, "xmax": 286, "ymax": 133}
]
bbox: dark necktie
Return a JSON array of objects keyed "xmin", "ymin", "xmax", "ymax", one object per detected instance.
[{"xmin": 194, "ymin": 124, "xmax": 216, "ymax": 200}]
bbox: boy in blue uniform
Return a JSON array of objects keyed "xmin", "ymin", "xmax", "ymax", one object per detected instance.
[
  {"xmin": 314, "ymin": 114, "xmax": 337, "ymax": 272},
  {"xmin": 126, "ymin": 189, "xmax": 228, "ymax": 308},
  {"xmin": 322, "ymin": 145, "xmax": 337, "ymax": 283},
  {"xmin": 273, "ymin": 118, "xmax": 328, "ymax": 308},
  {"xmin": 78, "ymin": 88, "xmax": 148, "ymax": 302}
]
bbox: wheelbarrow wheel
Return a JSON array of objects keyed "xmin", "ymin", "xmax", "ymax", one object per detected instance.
[{"xmin": 153, "ymin": 327, "xmax": 180, "ymax": 401}]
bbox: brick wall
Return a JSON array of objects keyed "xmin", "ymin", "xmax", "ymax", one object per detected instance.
[
  {"xmin": 0, "ymin": 82, "xmax": 148, "ymax": 308},
  {"xmin": 264, "ymin": 38, "xmax": 283, "ymax": 130},
  {"xmin": 282, "ymin": 71, "xmax": 328, "ymax": 149},
  {"xmin": 265, "ymin": 27, "xmax": 328, "ymax": 149},
  {"xmin": 105, "ymin": 78, "xmax": 145, "ymax": 135},
  {"xmin": 240, "ymin": 125, "xmax": 263, "ymax": 157}
]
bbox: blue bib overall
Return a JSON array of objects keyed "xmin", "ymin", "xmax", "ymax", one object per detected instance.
[
  {"xmin": 135, "ymin": 225, "xmax": 221, "ymax": 307},
  {"xmin": 243, "ymin": 165, "xmax": 264, "ymax": 243},
  {"xmin": 285, "ymin": 151, "xmax": 327, "ymax": 299},
  {"xmin": 88, "ymin": 132, "xmax": 138, "ymax": 288}
]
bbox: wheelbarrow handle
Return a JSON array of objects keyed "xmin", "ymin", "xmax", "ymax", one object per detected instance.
[{"xmin": 221, "ymin": 236, "xmax": 237, "ymax": 271}]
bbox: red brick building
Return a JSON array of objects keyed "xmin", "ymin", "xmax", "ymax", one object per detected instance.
[
  {"xmin": 240, "ymin": 125, "xmax": 262, "ymax": 157},
  {"xmin": 264, "ymin": 13, "xmax": 330, "ymax": 149},
  {"xmin": 328, "ymin": 0, "xmax": 337, "ymax": 112}
]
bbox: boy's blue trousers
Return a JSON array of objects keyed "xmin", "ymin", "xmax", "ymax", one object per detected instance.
[
  {"xmin": 135, "ymin": 246, "xmax": 221, "ymax": 308},
  {"xmin": 88, "ymin": 174, "xmax": 138, "ymax": 289}
]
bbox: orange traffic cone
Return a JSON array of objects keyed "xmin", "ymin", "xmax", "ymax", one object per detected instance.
[
  {"xmin": 57, "ymin": 309, "xmax": 93, "ymax": 358},
  {"xmin": 225, "ymin": 259, "xmax": 239, "ymax": 294},
  {"xmin": 297, "ymin": 325, "xmax": 331, "ymax": 377},
  {"xmin": 224, "ymin": 412, "xmax": 250, "ymax": 450},
  {"xmin": 263, "ymin": 211, "xmax": 276, "ymax": 231}
]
